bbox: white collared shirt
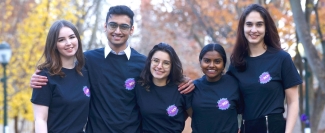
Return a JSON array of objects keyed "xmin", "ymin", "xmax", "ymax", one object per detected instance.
[{"xmin": 104, "ymin": 45, "xmax": 131, "ymax": 60}]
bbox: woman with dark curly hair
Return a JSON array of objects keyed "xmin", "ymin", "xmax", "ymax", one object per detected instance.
[{"xmin": 135, "ymin": 43, "xmax": 192, "ymax": 133}]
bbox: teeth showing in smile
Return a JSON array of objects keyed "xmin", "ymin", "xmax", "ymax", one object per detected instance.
[
  {"xmin": 113, "ymin": 35, "xmax": 122, "ymax": 39},
  {"xmin": 250, "ymin": 35, "xmax": 258, "ymax": 39},
  {"xmin": 208, "ymin": 70, "xmax": 215, "ymax": 72}
]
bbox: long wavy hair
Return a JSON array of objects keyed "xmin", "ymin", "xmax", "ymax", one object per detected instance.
[
  {"xmin": 138, "ymin": 43, "xmax": 184, "ymax": 91},
  {"xmin": 230, "ymin": 4, "xmax": 281, "ymax": 71},
  {"xmin": 37, "ymin": 20, "xmax": 84, "ymax": 77}
]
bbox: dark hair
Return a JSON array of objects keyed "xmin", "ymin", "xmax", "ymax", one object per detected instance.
[
  {"xmin": 139, "ymin": 42, "xmax": 184, "ymax": 91},
  {"xmin": 199, "ymin": 43, "xmax": 227, "ymax": 68},
  {"xmin": 231, "ymin": 4, "xmax": 281, "ymax": 71},
  {"xmin": 106, "ymin": 5, "xmax": 134, "ymax": 26},
  {"xmin": 37, "ymin": 20, "xmax": 84, "ymax": 77}
]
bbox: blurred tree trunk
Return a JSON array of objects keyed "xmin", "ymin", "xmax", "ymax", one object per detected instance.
[
  {"xmin": 305, "ymin": 0, "xmax": 315, "ymax": 130},
  {"xmin": 14, "ymin": 116, "xmax": 18, "ymax": 133},
  {"xmin": 186, "ymin": 0, "xmax": 219, "ymax": 45},
  {"xmin": 313, "ymin": 0, "xmax": 325, "ymax": 132},
  {"xmin": 313, "ymin": 0, "xmax": 325, "ymax": 66},
  {"xmin": 294, "ymin": 45, "xmax": 305, "ymax": 132},
  {"xmin": 290, "ymin": 0, "xmax": 325, "ymax": 132},
  {"xmin": 87, "ymin": 0, "xmax": 102, "ymax": 50}
]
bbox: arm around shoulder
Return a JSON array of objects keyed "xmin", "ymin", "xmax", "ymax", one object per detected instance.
[
  {"xmin": 178, "ymin": 76, "xmax": 195, "ymax": 94},
  {"xmin": 30, "ymin": 69, "xmax": 48, "ymax": 88}
]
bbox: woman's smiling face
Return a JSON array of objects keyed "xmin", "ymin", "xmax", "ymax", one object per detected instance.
[
  {"xmin": 200, "ymin": 51, "xmax": 225, "ymax": 82},
  {"xmin": 244, "ymin": 11, "xmax": 266, "ymax": 46}
]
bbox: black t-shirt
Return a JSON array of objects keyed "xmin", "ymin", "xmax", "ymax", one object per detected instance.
[
  {"xmin": 227, "ymin": 48, "xmax": 302, "ymax": 120},
  {"xmin": 31, "ymin": 67, "xmax": 90, "ymax": 133},
  {"xmin": 191, "ymin": 74, "xmax": 241, "ymax": 133},
  {"xmin": 84, "ymin": 48, "xmax": 146, "ymax": 133},
  {"xmin": 135, "ymin": 82, "xmax": 191, "ymax": 133}
]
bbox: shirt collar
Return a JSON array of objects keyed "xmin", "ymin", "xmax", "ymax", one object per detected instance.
[{"xmin": 104, "ymin": 44, "xmax": 131, "ymax": 60}]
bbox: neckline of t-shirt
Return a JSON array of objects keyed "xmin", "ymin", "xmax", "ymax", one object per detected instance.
[
  {"xmin": 151, "ymin": 81, "xmax": 175, "ymax": 88},
  {"xmin": 201, "ymin": 75, "xmax": 224, "ymax": 85},
  {"xmin": 248, "ymin": 48, "xmax": 268, "ymax": 59},
  {"xmin": 247, "ymin": 46, "xmax": 282, "ymax": 60},
  {"xmin": 62, "ymin": 67, "xmax": 75, "ymax": 70}
]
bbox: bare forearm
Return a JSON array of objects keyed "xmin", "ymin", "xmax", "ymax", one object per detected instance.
[
  {"xmin": 285, "ymin": 99, "xmax": 298, "ymax": 133},
  {"xmin": 35, "ymin": 119, "xmax": 48, "ymax": 133}
]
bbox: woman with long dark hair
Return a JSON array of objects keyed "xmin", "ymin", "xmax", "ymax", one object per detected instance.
[{"xmin": 228, "ymin": 4, "xmax": 301, "ymax": 133}]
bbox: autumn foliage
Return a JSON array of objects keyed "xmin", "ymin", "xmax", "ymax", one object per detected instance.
[{"xmin": 1, "ymin": 0, "xmax": 325, "ymax": 132}]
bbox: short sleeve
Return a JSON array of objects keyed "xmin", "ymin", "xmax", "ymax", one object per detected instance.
[
  {"xmin": 182, "ymin": 91, "xmax": 193, "ymax": 110},
  {"xmin": 281, "ymin": 53, "xmax": 303, "ymax": 89},
  {"xmin": 30, "ymin": 70, "xmax": 53, "ymax": 106},
  {"xmin": 236, "ymin": 92, "xmax": 244, "ymax": 114}
]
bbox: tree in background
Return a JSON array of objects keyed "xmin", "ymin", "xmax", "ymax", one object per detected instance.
[
  {"xmin": 0, "ymin": 1, "xmax": 136, "ymax": 132},
  {"xmin": 290, "ymin": 0, "xmax": 325, "ymax": 132},
  {"xmin": 0, "ymin": 0, "xmax": 90, "ymax": 132},
  {"xmin": 140, "ymin": 0, "xmax": 325, "ymax": 132},
  {"xmin": 138, "ymin": 0, "xmax": 297, "ymax": 77},
  {"xmin": 0, "ymin": 0, "xmax": 36, "ymax": 132},
  {"xmin": 1, "ymin": 0, "xmax": 324, "ymax": 132}
]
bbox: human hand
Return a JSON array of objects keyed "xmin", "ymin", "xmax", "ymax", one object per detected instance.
[
  {"xmin": 30, "ymin": 69, "xmax": 48, "ymax": 88},
  {"xmin": 178, "ymin": 76, "xmax": 194, "ymax": 94}
]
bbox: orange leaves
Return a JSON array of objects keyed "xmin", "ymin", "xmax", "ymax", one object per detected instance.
[{"xmin": 138, "ymin": 0, "xmax": 325, "ymax": 77}]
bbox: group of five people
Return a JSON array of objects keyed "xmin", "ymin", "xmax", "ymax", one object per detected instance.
[{"xmin": 30, "ymin": 3, "xmax": 301, "ymax": 133}]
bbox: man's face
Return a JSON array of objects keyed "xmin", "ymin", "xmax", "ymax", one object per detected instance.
[{"xmin": 104, "ymin": 14, "xmax": 134, "ymax": 48}]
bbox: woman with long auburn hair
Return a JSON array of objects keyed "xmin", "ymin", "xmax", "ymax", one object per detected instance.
[{"xmin": 31, "ymin": 20, "xmax": 90, "ymax": 133}]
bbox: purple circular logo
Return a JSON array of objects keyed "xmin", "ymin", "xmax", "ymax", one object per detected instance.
[
  {"xmin": 166, "ymin": 104, "xmax": 178, "ymax": 117},
  {"xmin": 259, "ymin": 72, "xmax": 272, "ymax": 84},
  {"xmin": 83, "ymin": 86, "xmax": 90, "ymax": 97},
  {"xmin": 217, "ymin": 98, "xmax": 230, "ymax": 110},
  {"xmin": 125, "ymin": 78, "xmax": 136, "ymax": 90}
]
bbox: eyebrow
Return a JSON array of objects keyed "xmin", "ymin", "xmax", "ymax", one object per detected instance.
[
  {"xmin": 152, "ymin": 57, "xmax": 171, "ymax": 62},
  {"xmin": 202, "ymin": 57, "xmax": 223, "ymax": 60},
  {"xmin": 246, "ymin": 21, "xmax": 264, "ymax": 23},
  {"xmin": 108, "ymin": 22, "xmax": 129, "ymax": 25},
  {"xmin": 58, "ymin": 34, "xmax": 76, "ymax": 39}
]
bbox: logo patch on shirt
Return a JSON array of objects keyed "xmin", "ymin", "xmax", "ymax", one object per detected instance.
[
  {"xmin": 259, "ymin": 72, "xmax": 272, "ymax": 84},
  {"xmin": 166, "ymin": 104, "xmax": 178, "ymax": 117},
  {"xmin": 83, "ymin": 86, "xmax": 90, "ymax": 97},
  {"xmin": 217, "ymin": 98, "xmax": 230, "ymax": 110},
  {"xmin": 125, "ymin": 78, "xmax": 135, "ymax": 90}
]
